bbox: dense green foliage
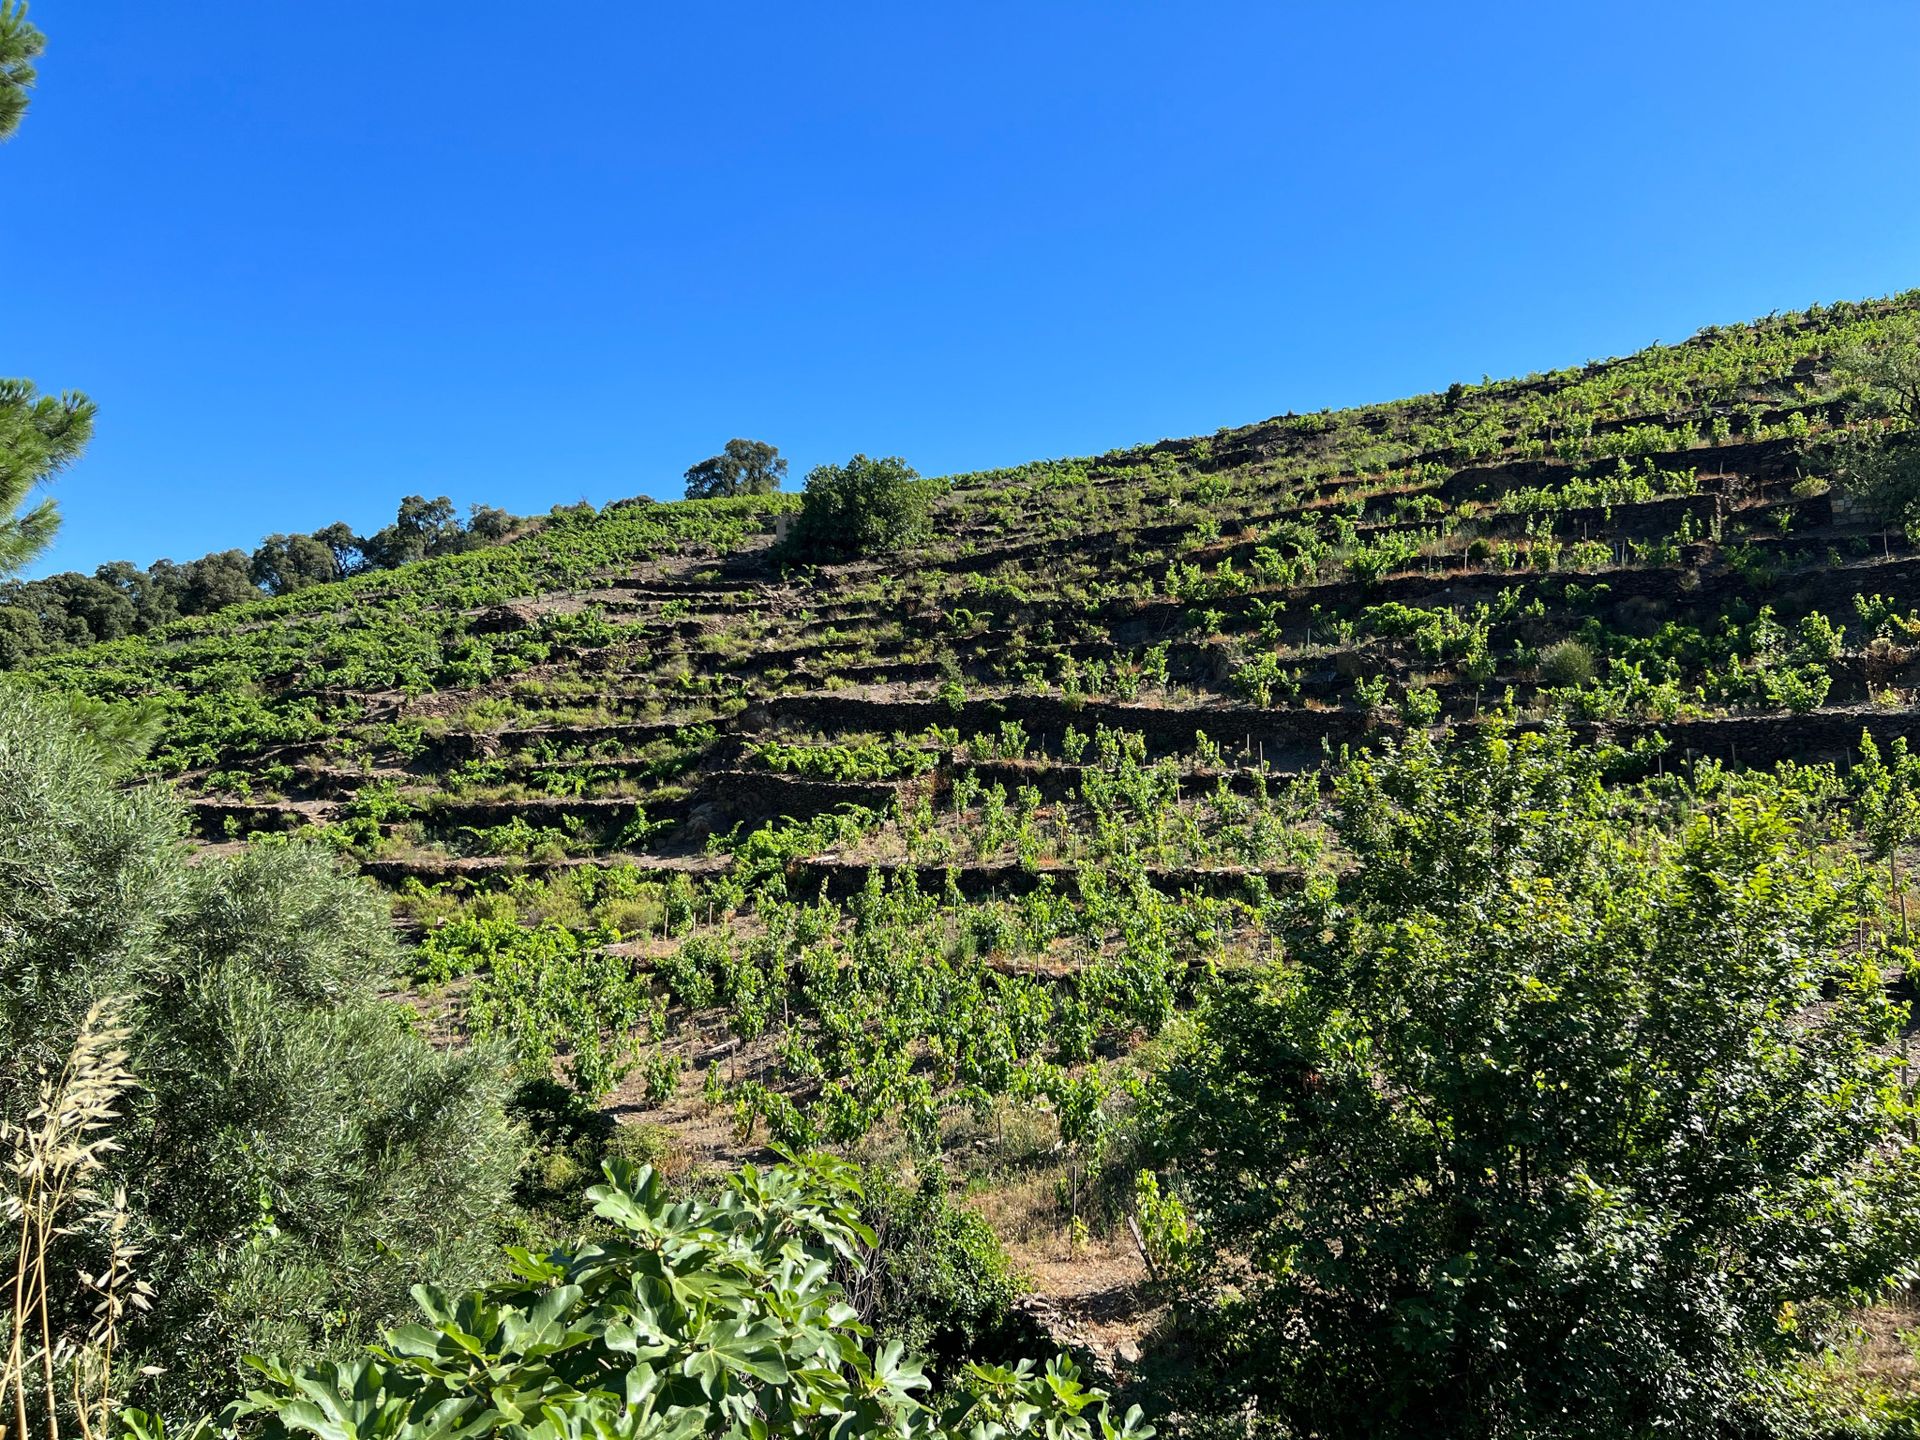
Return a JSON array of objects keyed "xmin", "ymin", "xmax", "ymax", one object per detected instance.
[
  {"xmin": 0, "ymin": 686, "xmax": 526, "ymax": 1412},
  {"xmin": 0, "ymin": 495, "xmax": 524, "ymax": 665},
  {"xmin": 782, "ymin": 454, "xmax": 935, "ymax": 561},
  {"xmin": 1839, "ymin": 312, "xmax": 1920, "ymax": 428},
  {"xmin": 1823, "ymin": 312, "xmax": 1920, "ymax": 539},
  {"xmin": 0, "ymin": 6, "xmax": 90, "ymax": 579},
  {"xmin": 190, "ymin": 1157, "xmax": 1147, "ymax": 1440},
  {"xmin": 1142, "ymin": 726, "xmax": 1920, "ymax": 1437},
  {"xmin": 0, "ymin": 0, "xmax": 40, "ymax": 141},
  {"xmin": 848, "ymin": 1167, "xmax": 1030, "ymax": 1377},
  {"xmin": 684, "ymin": 439, "xmax": 787, "ymax": 500},
  {"xmin": 0, "ymin": 379, "xmax": 92, "ymax": 578}
]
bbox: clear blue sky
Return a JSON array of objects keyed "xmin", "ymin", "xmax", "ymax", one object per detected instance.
[{"xmin": 8, "ymin": 2, "xmax": 1919, "ymax": 577}]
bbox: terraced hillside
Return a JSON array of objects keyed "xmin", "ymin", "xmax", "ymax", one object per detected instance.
[{"xmin": 20, "ymin": 293, "xmax": 1920, "ymax": 1360}]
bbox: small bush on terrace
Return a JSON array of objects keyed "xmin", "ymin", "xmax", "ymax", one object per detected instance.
[
  {"xmin": 781, "ymin": 453, "xmax": 935, "ymax": 562},
  {"xmin": 1536, "ymin": 636, "xmax": 1596, "ymax": 687}
]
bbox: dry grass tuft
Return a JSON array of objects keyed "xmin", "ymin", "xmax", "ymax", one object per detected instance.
[{"xmin": 3, "ymin": 997, "xmax": 147, "ymax": 1440}]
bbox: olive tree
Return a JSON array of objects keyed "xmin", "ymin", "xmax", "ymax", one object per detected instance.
[
  {"xmin": 1144, "ymin": 725, "xmax": 1920, "ymax": 1439},
  {"xmin": 1837, "ymin": 311, "xmax": 1920, "ymax": 427},
  {"xmin": 0, "ymin": 685, "xmax": 525, "ymax": 1413},
  {"xmin": 1828, "ymin": 312, "xmax": 1920, "ymax": 538}
]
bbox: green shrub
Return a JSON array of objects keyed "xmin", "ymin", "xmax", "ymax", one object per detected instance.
[
  {"xmin": 1536, "ymin": 636, "xmax": 1596, "ymax": 687},
  {"xmin": 781, "ymin": 454, "xmax": 936, "ymax": 562},
  {"xmin": 0, "ymin": 684, "xmax": 524, "ymax": 1412},
  {"xmin": 193, "ymin": 1158, "xmax": 1150, "ymax": 1440},
  {"xmin": 1143, "ymin": 725, "xmax": 1920, "ymax": 1439},
  {"xmin": 504, "ymin": 1075, "xmax": 618, "ymax": 1220},
  {"xmin": 1827, "ymin": 430, "xmax": 1920, "ymax": 538},
  {"xmin": 1397, "ymin": 682, "xmax": 1441, "ymax": 727},
  {"xmin": 852, "ymin": 1167, "xmax": 1033, "ymax": 1380}
]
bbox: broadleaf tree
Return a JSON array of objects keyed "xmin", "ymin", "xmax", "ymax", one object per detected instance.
[
  {"xmin": 1142, "ymin": 724, "xmax": 1920, "ymax": 1439},
  {"xmin": 781, "ymin": 454, "xmax": 932, "ymax": 563},
  {"xmin": 0, "ymin": 684, "xmax": 527, "ymax": 1415},
  {"xmin": 173, "ymin": 1156, "xmax": 1154, "ymax": 1440},
  {"xmin": 1829, "ymin": 313, "xmax": 1920, "ymax": 538},
  {"xmin": 683, "ymin": 438, "xmax": 787, "ymax": 500}
]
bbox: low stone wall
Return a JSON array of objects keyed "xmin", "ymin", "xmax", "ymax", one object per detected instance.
[{"xmin": 760, "ymin": 692, "xmax": 1366, "ymax": 763}]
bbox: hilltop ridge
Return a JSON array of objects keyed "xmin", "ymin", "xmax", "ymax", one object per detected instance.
[{"xmin": 19, "ymin": 291, "xmax": 1920, "ymax": 874}]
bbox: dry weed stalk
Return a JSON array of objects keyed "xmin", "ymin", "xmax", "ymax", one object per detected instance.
[{"xmin": 2, "ymin": 998, "xmax": 148, "ymax": 1440}]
